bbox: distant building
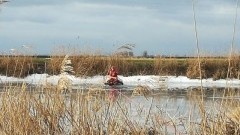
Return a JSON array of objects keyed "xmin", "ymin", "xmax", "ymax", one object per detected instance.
[{"xmin": 113, "ymin": 43, "xmax": 135, "ymax": 57}]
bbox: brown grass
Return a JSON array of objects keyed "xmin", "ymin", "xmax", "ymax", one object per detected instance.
[
  {"xmin": 0, "ymin": 82, "xmax": 238, "ymax": 134},
  {"xmin": 194, "ymin": 89, "xmax": 240, "ymax": 135},
  {"xmin": 0, "ymin": 53, "xmax": 240, "ymax": 80},
  {"xmin": 0, "ymin": 86, "xmax": 163, "ymax": 134},
  {"xmin": 186, "ymin": 57, "xmax": 240, "ymax": 80},
  {"xmin": 0, "ymin": 55, "xmax": 35, "ymax": 78},
  {"xmin": 154, "ymin": 57, "xmax": 187, "ymax": 76}
]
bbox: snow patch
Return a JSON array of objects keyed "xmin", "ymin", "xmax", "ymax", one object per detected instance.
[{"xmin": 0, "ymin": 74, "xmax": 240, "ymax": 89}]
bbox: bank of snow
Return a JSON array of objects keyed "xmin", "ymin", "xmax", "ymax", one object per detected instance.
[{"xmin": 0, "ymin": 74, "xmax": 239, "ymax": 89}]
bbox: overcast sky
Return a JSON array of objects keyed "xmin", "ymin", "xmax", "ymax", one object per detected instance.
[{"xmin": 0, "ymin": 0, "xmax": 239, "ymax": 56}]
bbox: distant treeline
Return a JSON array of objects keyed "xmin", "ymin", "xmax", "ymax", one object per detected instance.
[{"xmin": 0, "ymin": 55, "xmax": 230, "ymax": 59}]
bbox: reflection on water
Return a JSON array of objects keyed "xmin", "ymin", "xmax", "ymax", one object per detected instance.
[{"xmin": 108, "ymin": 88, "xmax": 119, "ymax": 102}]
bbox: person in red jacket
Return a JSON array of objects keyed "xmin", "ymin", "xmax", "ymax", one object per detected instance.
[
  {"xmin": 106, "ymin": 66, "xmax": 123, "ymax": 85},
  {"xmin": 107, "ymin": 66, "xmax": 118, "ymax": 84}
]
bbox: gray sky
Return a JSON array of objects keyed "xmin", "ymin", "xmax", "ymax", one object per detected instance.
[{"xmin": 0, "ymin": 0, "xmax": 239, "ymax": 56}]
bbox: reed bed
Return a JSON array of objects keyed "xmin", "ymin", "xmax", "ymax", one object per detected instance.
[
  {"xmin": 0, "ymin": 86, "xmax": 160, "ymax": 134},
  {"xmin": 0, "ymin": 53, "xmax": 240, "ymax": 80},
  {"xmin": 46, "ymin": 54, "xmax": 151, "ymax": 77},
  {"xmin": 154, "ymin": 57, "xmax": 187, "ymax": 76},
  {"xmin": 39, "ymin": 55, "xmax": 240, "ymax": 80},
  {"xmin": 0, "ymin": 84, "xmax": 237, "ymax": 135},
  {"xmin": 0, "ymin": 55, "xmax": 35, "ymax": 78}
]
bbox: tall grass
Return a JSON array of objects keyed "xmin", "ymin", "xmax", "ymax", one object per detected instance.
[
  {"xmin": 0, "ymin": 86, "xmax": 159, "ymax": 134},
  {"xmin": 0, "ymin": 55, "xmax": 35, "ymax": 78},
  {"xmin": 47, "ymin": 53, "xmax": 152, "ymax": 77},
  {"xmin": 1, "ymin": 53, "xmax": 240, "ymax": 80},
  {"xmin": 0, "ymin": 85, "xmax": 238, "ymax": 134},
  {"xmin": 154, "ymin": 57, "xmax": 187, "ymax": 76},
  {"xmin": 227, "ymin": 0, "xmax": 239, "ymax": 80}
]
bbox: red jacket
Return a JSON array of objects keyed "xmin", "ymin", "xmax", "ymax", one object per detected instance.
[{"xmin": 108, "ymin": 69, "xmax": 118, "ymax": 77}]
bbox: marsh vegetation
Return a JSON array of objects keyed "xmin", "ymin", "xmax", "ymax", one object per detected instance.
[
  {"xmin": 1, "ymin": 54, "xmax": 240, "ymax": 80},
  {"xmin": 0, "ymin": 0, "xmax": 239, "ymax": 134},
  {"xmin": 0, "ymin": 83, "xmax": 238, "ymax": 135}
]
